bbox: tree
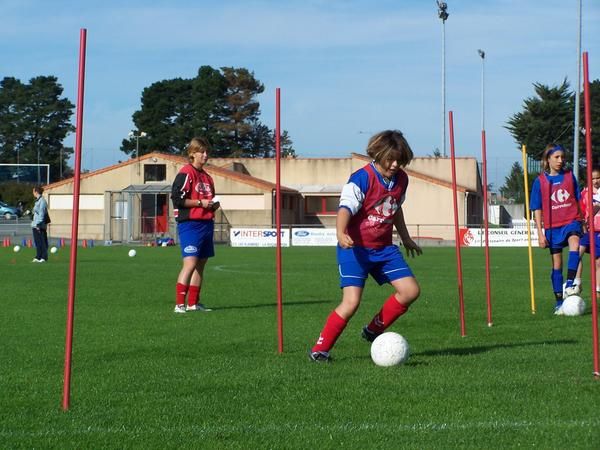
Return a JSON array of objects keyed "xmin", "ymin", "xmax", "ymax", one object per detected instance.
[
  {"xmin": 506, "ymin": 79, "xmax": 574, "ymax": 161},
  {"xmin": 122, "ymin": 66, "xmax": 291, "ymax": 158},
  {"xmin": 216, "ymin": 67, "xmax": 264, "ymax": 156},
  {"xmin": 506, "ymin": 78, "xmax": 600, "ymax": 167},
  {"xmin": 0, "ymin": 76, "xmax": 74, "ymax": 182},
  {"xmin": 578, "ymin": 79, "xmax": 600, "ymax": 162},
  {"xmin": 500, "ymin": 161, "xmax": 538, "ymax": 203}
]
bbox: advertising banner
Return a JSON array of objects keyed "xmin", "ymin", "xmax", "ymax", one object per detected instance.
[
  {"xmin": 291, "ymin": 228, "xmax": 338, "ymax": 246},
  {"xmin": 230, "ymin": 228, "xmax": 290, "ymax": 247},
  {"xmin": 459, "ymin": 227, "xmax": 539, "ymax": 247}
]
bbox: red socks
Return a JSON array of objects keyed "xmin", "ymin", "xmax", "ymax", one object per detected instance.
[
  {"xmin": 188, "ymin": 285, "xmax": 200, "ymax": 306},
  {"xmin": 367, "ymin": 294, "xmax": 409, "ymax": 334},
  {"xmin": 176, "ymin": 283, "xmax": 188, "ymax": 306},
  {"xmin": 312, "ymin": 311, "xmax": 348, "ymax": 353}
]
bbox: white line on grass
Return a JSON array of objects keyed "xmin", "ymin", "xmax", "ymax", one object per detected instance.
[
  {"xmin": 3, "ymin": 418, "xmax": 599, "ymax": 438},
  {"xmin": 213, "ymin": 264, "xmax": 270, "ymax": 274}
]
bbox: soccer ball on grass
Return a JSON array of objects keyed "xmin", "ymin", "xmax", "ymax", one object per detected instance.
[
  {"xmin": 561, "ymin": 295, "xmax": 585, "ymax": 316},
  {"xmin": 370, "ymin": 332, "xmax": 410, "ymax": 367}
]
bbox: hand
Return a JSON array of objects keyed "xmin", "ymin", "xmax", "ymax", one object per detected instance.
[
  {"xmin": 538, "ymin": 234, "xmax": 548, "ymax": 248},
  {"xmin": 337, "ymin": 232, "xmax": 354, "ymax": 249},
  {"xmin": 402, "ymin": 238, "xmax": 423, "ymax": 258},
  {"xmin": 209, "ymin": 200, "xmax": 220, "ymax": 211}
]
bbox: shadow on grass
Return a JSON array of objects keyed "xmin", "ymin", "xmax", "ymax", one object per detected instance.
[
  {"xmin": 212, "ymin": 299, "xmax": 333, "ymax": 311},
  {"xmin": 350, "ymin": 339, "xmax": 579, "ymax": 365},
  {"xmin": 414, "ymin": 339, "xmax": 579, "ymax": 357}
]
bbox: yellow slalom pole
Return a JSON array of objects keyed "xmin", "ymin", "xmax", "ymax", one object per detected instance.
[{"xmin": 522, "ymin": 145, "xmax": 536, "ymax": 313}]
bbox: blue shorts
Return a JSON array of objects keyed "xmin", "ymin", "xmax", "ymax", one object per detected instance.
[
  {"xmin": 580, "ymin": 231, "xmax": 600, "ymax": 258},
  {"xmin": 177, "ymin": 220, "xmax": 215, "ymax": 259},
  {"xmin": 337, "ymin": 245, "xmax": 414, "ymax": 288},
  {"xmin": 545, "ymin": 221, "xmax": 582, "ymax": 254}
]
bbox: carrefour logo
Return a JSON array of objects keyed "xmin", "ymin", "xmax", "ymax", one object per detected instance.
[{"xmin": 551, "ymin": 189, "xmax": 571, "ymax": 203}]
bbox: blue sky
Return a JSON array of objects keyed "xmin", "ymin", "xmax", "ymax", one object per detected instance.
[{"xmin": 1, "ymin": 0, "xmax": 598, "ymax": 190}]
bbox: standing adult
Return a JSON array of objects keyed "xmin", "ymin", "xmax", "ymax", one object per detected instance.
[
  {"xmin": 31, "ymin": 185, "xmax": 49, "ymax": 263},
  {"xmin": 170, "ymin": 137, "xmax": 220, "ymax": 313}
]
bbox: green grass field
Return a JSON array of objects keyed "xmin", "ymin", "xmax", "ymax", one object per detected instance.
[{"xmin": 1, "ymin": 244, "xmax": 599, "ymax": 449}]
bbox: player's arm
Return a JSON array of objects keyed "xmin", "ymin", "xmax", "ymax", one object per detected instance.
[
  {"xmin": 393, "ymin": 206, "xmax": 422, "ymax": 257},
  {"xmin": 337, "ymin": 172, "xmax": 367, "ymax": 248},
  {"xmin": 336, "ymin": 207, "xmax": 354, "ymax": 248},
  {"xmin": 533, "ymin": 209, "xmax": 547, "ymax": 248},
  {"xmin": 171, "ymin": 173, "xmax": 210, "ymax": 209}
]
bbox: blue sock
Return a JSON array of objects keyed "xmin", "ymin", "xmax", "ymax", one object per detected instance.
[
  {"xmin": 551, "ymin": 269, "xmax": 563, "ymax": 294},
  {"xmin": 566, "ymin": 251, "xmax": 580, "ymax": 287}
]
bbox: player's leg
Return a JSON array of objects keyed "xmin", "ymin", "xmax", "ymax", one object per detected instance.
[
  {"xmin": 550, "ymin": 250, "xmax": 564, "ymax": 314},
  {"xmin": 187, "ymin": 258, "xmax": 212, "ymax": 311},
  {"xmin": 564, "ymin": 233, "xmax": 581, "ymax": 294},
  {"xmin": 174, "ymin": 222, "xmax": 200, "ymax": 313},
  {"xmin": 174, "ymin": 256, "xmax": 197, "ymax": 313},
  {"xmin": 187, "ymin": 221, "xmax": 215, "ymax": 311},
  {"xmin": 362, "ymin": 246, "xmax": 419, "ymax": 341},
  {"xmin": 310, "ymin": 248, "xmax": 368, "ymax": 361}
]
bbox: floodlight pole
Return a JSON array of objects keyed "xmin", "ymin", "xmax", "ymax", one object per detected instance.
[
  {"xmin": 128, "ymin": 131, "xmax": 147, "ymax": 175},
  {"xmin": 478, "ymin": 49, "xmax": 493, "ymax": 327},
  {"xmin": 437, "ymin": 1, "xmax": 449, "ymax": 157},
  {"xmin": 573, "ymin": 0, "xmax": 582, "ymax": 179}
]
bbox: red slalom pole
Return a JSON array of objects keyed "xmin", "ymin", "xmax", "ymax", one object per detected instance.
[
  {"xmin": 275, "ymin": 88, "xmax": 284, "ymax": 353},
  {"xmin": 449, "ymin": 111, "xmax": 466, "ymax": 336},
  {"xmin": 62, "ymin": 29, "xmax": 87, "ymax": 411},
  {"xmin": 582, "ymin": 52, "xmax": 599, "ymax": 377},
  {"xmin": 481, "ymin": 130, "xmax": 493, "ymax": 327}
]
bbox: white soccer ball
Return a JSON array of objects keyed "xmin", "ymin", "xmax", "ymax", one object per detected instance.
[
  {"xmin": 128, "ymin": 249, "xmax": 137, "ymax": 257},
  {"xmin": 13, "ymin": 245, "xmax": 20, "ymax": 253},
  {"xmin": 562, "ymin": 295, "xmax": 586, "ymax": 316},
  {"xmin": 50, "ymin": 246, "xmax": 58, "ymax": 254},
  {"xmin": 370, "ymin": 332, "xmax": 410, "ymax": 367}
]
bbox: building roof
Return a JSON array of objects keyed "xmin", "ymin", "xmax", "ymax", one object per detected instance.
[{"xmin": 45, "ymin": 152, "xmax": 298, "ymax": 194}]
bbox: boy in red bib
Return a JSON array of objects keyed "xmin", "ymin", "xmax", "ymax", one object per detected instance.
[{"xmin": 309, "ymin": 130, "xmax": 422, "ymax": 362}]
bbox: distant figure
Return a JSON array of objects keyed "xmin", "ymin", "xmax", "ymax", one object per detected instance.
[
  {"xmin": 170, "ymin": 137, "xmax": 221, "ymax": 313},
  {"xmin": 530, "ymin": 144, "xmax": 583, "ymax": 314},
  {"xmin": 16, "ymin": 201, "xmax": 24, "ymax": 217},
  {"xmin": 31, "ymin": 186, "xmax": 49, "ymax": 263},
  {"xmin": 576, "ymin": 166, "xmax": 600, "ymax": 294},
  {"xmin": 309, "ymin": 130, "xmax": 422, "ymax": 362}
]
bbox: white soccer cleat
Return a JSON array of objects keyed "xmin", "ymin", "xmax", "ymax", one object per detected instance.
[
  {"xmin": 564, "ymin": 285, "xmax": 581, "ymax": 297},
  {"xmin": 174, "ymin": 304, "xmax": 187, "ymax": 314}
]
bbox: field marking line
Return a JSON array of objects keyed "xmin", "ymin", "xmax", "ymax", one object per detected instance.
[{"xmin": 2, "ymin": 418, "xmax": 599, "ymax": 438}]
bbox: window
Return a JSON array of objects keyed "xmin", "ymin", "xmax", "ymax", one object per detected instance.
[
  {"xmin": 144, "ymin": 164, "xmax": 166, "ymax": 182},
  {"xmin": 305, "ymin": 196, "xmax": 339, "ymax": 215}
]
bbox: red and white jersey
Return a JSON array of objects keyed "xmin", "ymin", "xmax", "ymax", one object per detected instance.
[
  {"xmin": 538, "ymin": 170, "xmax": 580, "ymax": 228},
  {"xmin": 340, "ymin": 162, "xmax": 408, "ymax": 248},
  {"xmin": 171, "ymin": 164, "xmax": 216, "ymax": 222},
  {"xmin": 580, "ymin": 186, "xmax": 600, "ymax": 230}
]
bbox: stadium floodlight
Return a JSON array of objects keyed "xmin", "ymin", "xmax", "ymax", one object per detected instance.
[
  {"xmin": 128, "ymin": 130, "xmax": 147, "ymax": 160},
  {"xmin": 129, "ymin": 130, "xmax": 147, "ymax": 175}
]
